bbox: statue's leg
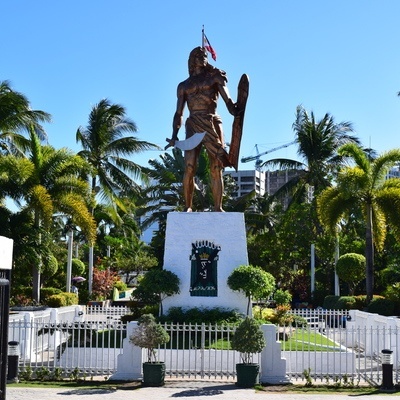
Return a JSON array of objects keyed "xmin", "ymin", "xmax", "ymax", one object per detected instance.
[
  {"xmin": 209, "ymin": 155, "xmax": 224, "ymax": 212},
  {"xmin": 183, "ymin": 149, "xmax": 198, "ymax": 212},
  {"xmin": 208, "ymin": 118, "xmax": 226, "ymax": 212}
]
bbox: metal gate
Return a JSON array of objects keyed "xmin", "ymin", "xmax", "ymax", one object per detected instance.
[{"xmin": 158, "ymin": 322, "xmax": 248, "ymax": 380}]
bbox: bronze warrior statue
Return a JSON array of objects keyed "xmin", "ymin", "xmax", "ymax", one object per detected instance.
[{"xmin": 166, "ymin": 46, "xmax": 248, "ymax": 212}]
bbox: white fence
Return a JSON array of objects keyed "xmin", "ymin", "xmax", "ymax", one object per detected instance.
[
  {"xmin": 284, "ymin": 309, "xmax": 400, "ymax": 385},
  {"xmin": 8, "ymin": 306, "xmax": 127, "ymax": 378},
  {"xmin": 7, "ymin": 306, "xmax": 400, "ymax": 385},
  {"xmin": 160, "ymin": 322, "xmax": 239, "ymax": 379}
]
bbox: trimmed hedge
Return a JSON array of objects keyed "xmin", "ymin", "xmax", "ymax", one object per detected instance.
[
  {"xmin": 46, "ymin": 292, "xmax": 78, "ymax": 307},
  {"xmin": 323, "ymin": 295, "xmax": 340, "ymax": 310},
  {"xmin": 367, "ymin": 297, "xmax": 395, "ymax": 316},
  {"xmin": 40, "ymin": 287, "xmax": 62, "ymax": 304},
  {"xmin": 159, "ymin": 307, "xmax": 242, "ymax": 324},
  {"xmin": 336, "ymin": 296, "xmax": 357, "ymax": 310},
  {"xmin": 323, "ymin": 294, "xmax": 397, "ymax": 316}
]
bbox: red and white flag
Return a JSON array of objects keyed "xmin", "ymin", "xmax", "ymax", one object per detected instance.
[{"xmin": 202, "ymin": 29, "xmax": 217, "ymax": 61}]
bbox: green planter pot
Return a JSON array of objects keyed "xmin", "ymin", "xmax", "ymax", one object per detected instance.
[
  {"xmin": 236, "ymin": 363, "xmax": 260, "ymax": 388},
  {"xmin": 142, "ymin": 362, "xmax": 166, "ymax": 387}
]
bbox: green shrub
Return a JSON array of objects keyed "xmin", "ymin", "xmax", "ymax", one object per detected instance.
[
  {"xmin": 160, "ymin": 307, "xmax": 241, "ymax": 324},
  {"xmin": 71, "ymin": 258, "xmax": 85, "ymax": 276},
  {"xmin": 267, "ymin": 305, "xmax": 296, "ymax": 325},
  {"xmin": 323, "ymin": 295, "xmax": 340, "ymax": 310},
  {"xmin": 40, "ymin": 287, "xmax": 62, "ymax": 304},
  {"xmin": 43, "ymin": 254, "xmax": 59, "ymax": 277},
  {"xmin": 384, "ymin": 283, "xmax": 400, "ymax": 308},
  {"xmin": 336, "ymin": 296, "xmax": 357, "ymax": 310},
  {"xmin": 19, "ymin": 366, "xmax": 33, "ymax": 381},
  {"xmin": 353, "ymin": 295, "xmax": 368, "ymax": 310},
  {"xmin": 113, "ymin": 280, "xmax": 128, "ymax": 292},
  {"xmin": 367, "ymin": 297, "xmax": 395, "ymax": 316},
  {"xmin": 324, "ymin": 295, "xmax": 360, "ymax": 310},
  {"xmin": 129, "ymin": 314, "xmax": 170, "ymax": 362},
  {"xmin": 35, "ymin": 366, "xmax": 50, "ymax": 381},
  {"xmin": 231, "ymin": 317, "xmax": 265, "ymax": 364},
  {"xmin": 336, "ymin": 253, "xmax": 365, "ymax": 295},
  {"xmin": 292, "ymin": 314, "xmax": 308, "ymax": 327},
  {"xmin": 63, "ymin": 292, "xmax": 79, "ymax": 305},
  {"xmin": 46, "ymin": 292, "xmax": 78, "ymax": 307},
  {"xmin": 47, "ymin": 294, "xmax": 67, "ymax": 308},
  {"xmin": 274, "ymin": 289, "xmax": 292, "ymax": 306}
]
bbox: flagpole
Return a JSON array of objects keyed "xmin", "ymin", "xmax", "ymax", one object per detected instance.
[{"xmin": 202, "ymin": 25, "xmax": 205, "ymax": 47}]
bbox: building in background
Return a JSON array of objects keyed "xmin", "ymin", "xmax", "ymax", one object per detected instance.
[{"xmin": 224, "ymin": 168, "xmax": 303, "ymax": 199}]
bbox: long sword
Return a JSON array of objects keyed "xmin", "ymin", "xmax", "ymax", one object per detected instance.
[{"xmin": 165, "ymin": 132, "xmax": 205, "ymax": 151}]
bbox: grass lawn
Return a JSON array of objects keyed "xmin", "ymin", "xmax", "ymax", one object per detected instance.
[
  {"xmin": 280, "ymin": 329, "xmax": 340, "ymax": 351},
  {"xmin": 206, "ymin": 328, "xmax": 340, "ymax": 352}
]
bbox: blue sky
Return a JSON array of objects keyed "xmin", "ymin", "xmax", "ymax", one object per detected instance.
[{"xmin": 2, "ymin": 1, "xmax": 400, "ymax": 173}]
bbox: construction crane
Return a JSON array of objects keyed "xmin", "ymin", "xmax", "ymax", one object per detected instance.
[{"xmin": 241, "ymin": 141, "xmax": 296, "ymax": 169}]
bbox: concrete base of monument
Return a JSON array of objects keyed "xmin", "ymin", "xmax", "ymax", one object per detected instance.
[{"xmin": 162, "ymin": 212, "xmax": 249, "ymax": 316}]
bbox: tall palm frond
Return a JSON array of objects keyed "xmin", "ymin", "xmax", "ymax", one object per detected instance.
[
  {"xmin": 76, "ymin": 98, "xmax": 159, "ymax": 211},
  {"xmin": 0, "ymin": 80, "xmax": 51, "ymax": 155},
  {"xmin": 262, "ymin": 105, "xmax": 360, "ymax": 207}
]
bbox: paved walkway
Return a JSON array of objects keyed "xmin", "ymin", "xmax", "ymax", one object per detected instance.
[{"xmin": 5, "ymin": 381, "xmax": 398, "ymax": 400}]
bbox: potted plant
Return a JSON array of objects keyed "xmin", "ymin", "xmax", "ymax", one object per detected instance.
[
  {"xmin": 231, "ymin": 317, "xmax": 266, "ymax": 387},
  {"xmin": 129, "ymin": 313, "xmax": 170, "ymax": 386}
]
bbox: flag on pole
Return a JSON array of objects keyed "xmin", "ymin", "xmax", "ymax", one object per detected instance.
[{"xmin": 202, "ymin": 28, "xmax": 217, "ymax": 61}]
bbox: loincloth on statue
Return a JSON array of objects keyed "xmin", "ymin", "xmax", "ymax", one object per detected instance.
[{"xmin": 185, "ymin": 113, "xmax": 231, "ymax": 167}]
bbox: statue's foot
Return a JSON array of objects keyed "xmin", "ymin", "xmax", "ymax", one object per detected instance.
[{"xmin": 214, "ymin": 207, "xmax": 225, "ymax": 212}]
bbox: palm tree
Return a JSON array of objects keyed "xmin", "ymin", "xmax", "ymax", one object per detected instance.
[
  {"xmin": 76, "ymin": 98, "xmax": 159, "ymax": 292},
  {"xmin": 76, "ymin": 98, "xmax": 159, "ymax": 209},
  {"xmin": 244, "ymin": 193, "xmax": 280, "ymax": 235},
  {"xmin": 0, "ymin": 80, "xmax": 51, "ymax": 155},
  {"xmin": 262, "ymin": 105, "xmax": 360, "ymax": 206},
  {"xmin": 317, "ymin": 143, "xmax": 400, "ymax": 303},
  {"xmin": 0, "ymin": 128, "xmax": 96, "ymax": 302},
  {"xmin": 142, "ymin": 148, "xmax": 186, "ymax": 213}
]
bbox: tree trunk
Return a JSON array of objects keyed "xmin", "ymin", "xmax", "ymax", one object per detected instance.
[
  {"xmin": 365, "ymin": 204, "xmax": 374, "ymax": 305},
  {"xmin": 32, "ymin": 265, "xmax": 40, "ymax": 303},
  {"xmin": 32, "ymin": 211, "xmax": 41, "ymax": 303}
]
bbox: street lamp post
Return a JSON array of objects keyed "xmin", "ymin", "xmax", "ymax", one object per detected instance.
[
  {"xmin": 334, "ymin": 224, "xmax": 341, "ymax": 296},
  {"xmin": 66, "ymin": 229, "xmax": 73, "ymax": 293},
  {"xmin": 311, "ymin": 243, "xmax": 315, "ymax": 299}
]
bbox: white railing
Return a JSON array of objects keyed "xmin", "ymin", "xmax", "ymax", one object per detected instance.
[
  {"xmin": 8, "ymin": 306, "xmax": 400, "ymax": 385},
  {"xmin": 8, "ymin": 306, "xmax": 127, "ymax": 378},
  {"xmin": 160, "ymin": 322, "xmax": 240, "ymax": 380},
  {"xmin": 282, "ymin": 309, "xmax": 400, "ymax": 385},
  {"xmin": 84, "ymin": 305, "xmax": 130, "ymax": 322}
]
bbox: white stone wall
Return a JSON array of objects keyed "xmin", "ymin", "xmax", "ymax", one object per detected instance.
[{"xmin": 162, "ymin": 212, "xmax": 249, "ymax": 316}]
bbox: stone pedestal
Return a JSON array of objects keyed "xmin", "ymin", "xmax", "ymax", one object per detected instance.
[{"xmin": 162, "ymin": 212, "xmax": 248, "ymax": 316}]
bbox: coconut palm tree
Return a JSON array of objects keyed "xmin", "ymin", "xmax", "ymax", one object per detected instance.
[
  {"xmin": 0, "ymin": 128, "xmax": 96, "ymax": 302},
  {"xmin": 76, "ymin": 98, "xmax": 159, "ymax": 292},
  {"xmin": 142, "ymin": 148, "xmax": 186, "ymax": 213},
  {"xmin": 244, "ymin": 193, "xmax": 281, "ymax": 235},
  {"xmin": 262, "ymin": 105, "xmax": 360, "ymax": 206},
  {"xmin": 317, "ymin": 143, "xmax": 400, "ymax": 303},
  {"xmin": 76, "ymin": 99, "xmax": 159, "ymax": 209},
  {"xmin": 0, "ymin": 80, "xmax": 50, "ymax": 155}
]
